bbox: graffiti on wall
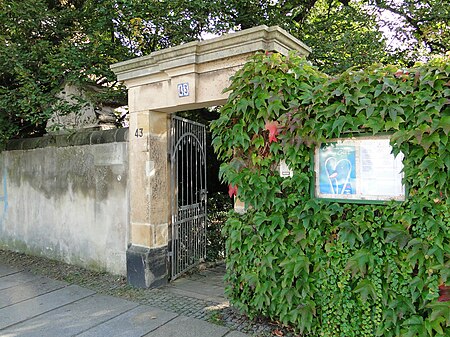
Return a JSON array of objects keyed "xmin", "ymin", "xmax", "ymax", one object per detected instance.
[{"xmin": 0, "ymin": 167, "xmax": 7, "ymax": 226}]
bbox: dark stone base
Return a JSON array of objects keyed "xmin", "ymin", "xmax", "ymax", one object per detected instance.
[{"xmin": 126, "ymin": 245, "xmax": 168, "ymax": 288}]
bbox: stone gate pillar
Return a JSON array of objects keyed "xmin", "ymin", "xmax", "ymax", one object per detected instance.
[{"xmin": 111, "ymin": 25, "xmax": 310, "ymax": 288}]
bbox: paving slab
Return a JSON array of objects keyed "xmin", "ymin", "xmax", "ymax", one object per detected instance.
[
  {"xmin": 0, "ymin": 264, "xmax": 23, "ymax": 277},
  {"xmin": 190, "ymin": 271, "xmax": 226, "ymax": 286},
  {"xmin": 0, "ymin": 271, "xmax": 47, "ymax": 290},
  {"xmin": 75, "ymin": 305, "xmax": 178, "ymax": 337},
  {"xmin": 0, "ymin": 294, "xmax": 138, "ymax": 337},
  {"xmin": 166, "ymin": 278, "xmax": 227, "ymax": 303},
  {"xmin": 0, "ymin": 284, "xmax": 95, "ymax": 329},
  {"xmin": 0, "ymin": 260, "xmax": 253, "ymax": 337},
  {"xmin": 143, "ymin": 315, "xmax": 230, "ymax": 337},
  {"xmin": 0, "ymin": 276, "xmax": 66, "ymax": 309}
]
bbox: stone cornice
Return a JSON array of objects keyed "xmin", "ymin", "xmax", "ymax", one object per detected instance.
[{"xmin": 111, "ymin": 25, "xmax": 311, "ymax": 82}]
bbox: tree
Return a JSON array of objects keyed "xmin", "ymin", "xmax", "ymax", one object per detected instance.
[
  {"xmin": 0, "ymin": 0, "xmax": 221, "ymax": 143},
  {"xmin": 293, "ymin": 0, "xmax": 387, "ymax": 74},
  {"xmin": 0, "ymin": 0, "xmax": 129, "ymax": 142},
  {"xmin": 1, "ymin": 0, "xmax": 447, "ymax": 144},
  {"xmin": 371, "ymin": 0, "xmax": 450, "ymax": 61}
]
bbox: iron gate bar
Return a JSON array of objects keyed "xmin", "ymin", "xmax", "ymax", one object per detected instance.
[{"xmin": 169, "ymin": 115, "xmax": 207, "ymax": 280}]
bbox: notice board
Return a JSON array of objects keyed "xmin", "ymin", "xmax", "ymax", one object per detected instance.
[{"xmin": 314, "ymin": 136, "xmax": 405, "ymax": 202}]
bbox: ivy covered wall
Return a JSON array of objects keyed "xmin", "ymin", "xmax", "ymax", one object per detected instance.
[{"xmin": 211, "ymin": 52, "xmax": 450, "ymax": 336}]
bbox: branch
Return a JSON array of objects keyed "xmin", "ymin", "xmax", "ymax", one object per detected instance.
[
  {"xmin": 290, "ymin": 0, "xmax": 319, "ymax": 23},
  {"xmin": 373, "ymin": 0, "xmax": 445, "ymax": 52}
]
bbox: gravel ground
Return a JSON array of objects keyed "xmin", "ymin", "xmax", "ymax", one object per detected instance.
[{"xmin": 0, "ymin": 249, "xmax": 299, "ymax": 337}]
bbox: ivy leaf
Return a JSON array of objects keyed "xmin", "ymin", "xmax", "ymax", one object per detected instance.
[
  {"xmin": 413, "ymin": 124, "xmax": 431, "ymax": 144},
  {"xmin": 384, "ymin": 223, "xmax": 411, "ymax": 249},
  {"xmin": 391, "ymin": 129, "xmax": 412, "ymax": 146},
  {"xmin": 346, "ymin": 249, "xmax": 374, "ymax": 277},
  {"xmin": 385, "ymin": 116, "xmax": 404, "ymax": 130},
  {"xmin": 425, "ymin": 316, "xmax": 446, "ymax": 336},
  {"xmin": 419, "ymin": 157, "xmax": 436, "ymax": 172},
  {"xmin": 402, "ymin": 315, "xmax": 427, "ymax": 337},
  {"xmin": 267, "ymin": 99, "xmax": 285, "ymax": 116},
  {"xmin": 444, "ymin": 153, "xmax": 450, "ymax": 170},
  {"xmin": 406, "ymin": 238, "xmax": 425, "ymax": 267},
  {"xmin": 230, "ymin": 157, "xmax": 246, "ymax": 171},
  {"xmin": 420, "ymin": 132, "xmax": 440, "ymax": 152},
  {"xmin": 388, "ymin": 106, "xmax": 398, "ymax": 121},
  {"xmin": 265, "ymin": 121, "xmax": 279, "ymax": 143},
  {"xmin": 228, "ymin": 184, "xmax": 238, "ymax": 198},
  {"xmin": 438, "ymin": 115, "xmax": 450, "ymax": 135},
  {"xmin": 236, "ymin": 97, "xmax": 253, "ymax": 113},
  {"xmin": 427, "ymin": 302, "xmax": 450, "ymax": 323},
  {"xmin": 338, "ymin": 221, "xmax": 364, "ymax": 245},
  {"xmin": 374, "ymin": 84, "xmax": 383, "ymax": 98},
  {"xmin": 298, "ymin": 300, "xmax": 315, "ymax": 334},
  {"xmin": 354, "ymin": 279, "xmax": 377, "ymax": 301},
  {"xmin": 331, "ymin": 115, "xmax": 347, "ymax": 135},
  {"xmin": 269, "ymin": 213, "xmax": 285, "ymax": 227},
  {"xmin": 363, "ymin": 117, "xmax": 383, "ymax": 134},
  {"xmin": 253, "ymin": 211, "xmax": 268, "ymax": 226},
  {"xmin": 365, "ymin": 105, "xmax": 375, "ymax": 118},
  {"xmin": 294, "ymin": 255, "xmax": 310, "ymax": 275},
  {"xmin": 252, "ymin": 135, "xmax": 265, "ymax": 149}
]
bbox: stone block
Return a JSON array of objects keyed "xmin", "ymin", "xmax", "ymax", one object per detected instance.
[
  {"xmin": 154, "ymin": 223, "xmax": 169, "ymax": 247},
  {"xmin": 90, "ymin": 129, "xmax": 117, "ymax": 144},
  {"xmin": 131, "ymin": 223, "xmax": 153, "ymax": 247},
  {"xmin": 126, "ymin": 245, "xmax": 168, "ymax": 288},
  {"xmin": 6, "ymin": 139, "xmax": 24, "ymax": 151},
  {"xmin": 115, "ymin": 128, "xmax": 129, "ymax": 142},
  {"xmin": 70, "ymin": 132, "xmax": 92, "ymax": 146}
]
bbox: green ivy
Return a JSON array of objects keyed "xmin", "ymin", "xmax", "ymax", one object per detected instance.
[{"xmin": 211, "ymin": 52, "xmax": 450, "ymax": 336}]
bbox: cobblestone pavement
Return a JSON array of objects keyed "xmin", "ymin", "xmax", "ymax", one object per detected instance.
[
  {"xmin": 115, "ymin": 266, "xmax": 286, "ymax": 336},
  {"xmin": 0, "ymin": 250, "xmax": 298, "ymax": 337},
  {"xmin": 147, "ymin": 291, "xmax": 288, "ymax": 336}
]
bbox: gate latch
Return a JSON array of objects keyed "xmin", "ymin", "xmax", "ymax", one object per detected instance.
[{"xmin": 199, "ymin": 189, "xmax": 207, "ymax": 202}]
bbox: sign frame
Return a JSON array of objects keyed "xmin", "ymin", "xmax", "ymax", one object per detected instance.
[{"xmin": 313, "ymin": 135, "xmax": 406, "ymax": 203}]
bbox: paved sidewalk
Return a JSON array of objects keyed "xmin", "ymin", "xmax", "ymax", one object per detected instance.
[{"xmin": 0, "ymin": 263, "xmax": 249, "ymax": 337}]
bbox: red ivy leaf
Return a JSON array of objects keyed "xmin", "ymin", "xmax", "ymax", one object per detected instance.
[
  {"xmin": 394, "ymin": 70, "xmax": 404, "ymax": 78},
  {"xmin": 438, "ymin": 284, "xmax": 450, "ymax": 302},
  {"xmin": 265, "ymin": 121, "xmax": 279, "ymax": 143},
  {"xmin": 228, "ymin": 184, "xmax": 238, "ymax": 198}
]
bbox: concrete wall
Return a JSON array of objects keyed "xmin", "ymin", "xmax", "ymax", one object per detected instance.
[{"xmin": 0, "ymin": 129, "xmax": 129, "ymax": 275}]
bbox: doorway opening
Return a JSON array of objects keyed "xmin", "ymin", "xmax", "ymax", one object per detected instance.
[{"xmin": 168, "ymin": 108, "xmax": 232, "ymax": 281}]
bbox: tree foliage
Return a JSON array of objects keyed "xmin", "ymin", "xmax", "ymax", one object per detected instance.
[
  {"xmin": 211, "ymin": 51, "xmax": 450, "ymax": 336},
  {"xmin": 294, "ymin": 0, "xmax": 387, "ymax": 74},
  {"xmin": 1, "ymin": 0, "xmax": 448, "ymax": 144},
  {"xmin": 371, "ymin": 0, "xmax": 450, "ymax": 58},
  {"xmin": 0, "ymin": 0, "xmax": 222, "ymax": 143},
  {"xmin": 0, "ymin": 0, "xmax": 128, "ymax": 141}
]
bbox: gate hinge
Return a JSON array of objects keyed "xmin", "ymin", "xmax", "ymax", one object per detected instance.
[{"xmin": 167, "ymin": 251, "xmax": 173, "ymax": 257}]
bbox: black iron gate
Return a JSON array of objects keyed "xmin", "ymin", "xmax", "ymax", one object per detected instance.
[{"xmin": 169, "ymin": 115, "xmax": 207, "ymax": 280}]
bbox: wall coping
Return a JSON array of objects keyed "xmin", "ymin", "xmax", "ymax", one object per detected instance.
[
  {"xmin": 110, "ymin": 25, "xmax": 311, "ymax": 82},
  {"xmin": 5, "ymin": 128, "xmax": 129, "ymax": 151}
]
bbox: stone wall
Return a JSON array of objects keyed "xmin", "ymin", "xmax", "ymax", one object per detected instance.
[{"xmin": 0, "ymin": 128, "xmax": 129, "ymax": 275}]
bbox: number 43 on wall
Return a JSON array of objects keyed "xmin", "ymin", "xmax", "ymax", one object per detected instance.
[{"xmin": 135, "ymin": 128, "xmax": 143, "ymax": 138}]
